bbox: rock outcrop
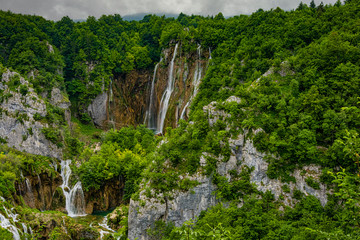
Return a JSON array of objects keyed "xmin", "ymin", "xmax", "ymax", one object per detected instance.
[
  {"xmin": 128, "ymin": 96, "xmax": 329, "ymax": 240},
  {"xmin": 84, "ymin": 179, "xmax": 124, "ymax": 214},
  {"xmin": 88, "ymin": 91, "xmax": 108, "ymax": 127},
  {"xmin": 16, "ymin": 171, "xmax": 64, "ymax": 211},
  {"xmin": 128, "ymin": 174, "xmax": 218, "ymax": 240},
  {"xmin": 0, "ymin": 69, "xmax": 64, "ymax": 159}
]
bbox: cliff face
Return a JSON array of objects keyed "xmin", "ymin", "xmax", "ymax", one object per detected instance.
[
  {"xmin": 87, "ymin": 42, "xmax": 209, "ymax": 132},
  {"xmin": 84, "ymin": 179, "xmax": 124, "ymax": 214},
  {"xmin": 127, "ymin": 96, "xmax": 329, "ymax": 240},
  {"xmin": 16, "ymin": 172, "xmax": 64, "ymax": 211},
  {"xmin": 0, "ymin": 69, "xmax": 65, "ymax": 159},
  {"xmin": 148, "ymin": 43, "xmax": 209, "ymax": 132}
]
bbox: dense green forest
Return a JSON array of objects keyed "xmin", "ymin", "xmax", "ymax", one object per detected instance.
[{"xmin": 1, "ymin": 0, "xmax": 360, "ymax": 239}]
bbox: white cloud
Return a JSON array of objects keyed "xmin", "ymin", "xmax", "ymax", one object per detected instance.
[{"xmin": 0, "ymin": 0, "xmax": 339, "ymax": 20}]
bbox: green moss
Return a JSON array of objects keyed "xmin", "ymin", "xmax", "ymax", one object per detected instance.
[
  {"xmin": 306, "ymin": 176, "xmax": 321, "ymax": 190},
  {"xmin": 282, "ymin": 184, "xmax": 291, "ymax": 193}
]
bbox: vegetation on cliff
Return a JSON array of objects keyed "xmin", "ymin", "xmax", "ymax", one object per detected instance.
[{"xmin": 1, "ymin": 0, "xmax": 360, "ymax": 239}]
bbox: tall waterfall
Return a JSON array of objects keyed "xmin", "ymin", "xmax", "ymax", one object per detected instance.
[
  {"xmin": 180, "ymin": 44, "xmax": 202, "ymax": 120},
  {"xmin": 147, "ymin": 59, "xmax": 162, "ymax": 131},
  {"xmin": 157, "ymin": 43, "xmax": 179, "ymax": 133},
  {"xmin": 60, "ymin": 160, "xmax": 86, "ymax": 217}
]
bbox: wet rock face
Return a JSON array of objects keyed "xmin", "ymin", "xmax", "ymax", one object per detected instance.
[
  {"xmin": 0, "ymin": 69, "xmax": 63, "ymax": 159},
  {"xmin": 16, "ymin": 172, "xmax": 64, "ymax": 211},
  {"xmin": 108, "ymin": 70, "xmax": 152, "ymax": 129},
  {"xmin": 89, "ymin": 43, "xmax": 210, "ymax": 131},
  {"xmin": 84, "ymin": 179, "xmax": 124, "ymax": 214}
]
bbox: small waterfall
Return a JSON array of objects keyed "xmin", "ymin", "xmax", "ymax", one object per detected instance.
[
  {"xmin": 37, "ymin": 174, "xmax": 45, "ymax": 211},
  {"xmin": 180, "ymin": 44, "xmax": 202, "ymax": 120},
  {"xmin": 209, "ymin": 47, "xmax": 212, "ymax": 59},
  {"xmin": 147, "ymin": 59, "xmax": 162, "ymax": 131},
  {"xmin": 179, "ymin": 101, "xmax": 190, "ymax": 120},
  {"xmin": 25, "ymin": 178, "xmax": 32, "ymax": 193},
  {"xmin": 108, "ymin": 80, "xmax": 115, "ymax": 129},
  {"xmin": 157, "ymin": 43, "xmax": 179, "ymax": 133},
  {"xmin": 22, "ymin": 223, "xmax": 33, "ymax": 239},
  {"xmin": 99, "ymin": 216, "xmax": 115, "ymax": 239},
  {"xmin": 0, "ymin": 207, "xmax": 21, "ymax": 240},
  {"xmin": 60, "ymin": 160, "xmax": 86, "ymax": 217}
]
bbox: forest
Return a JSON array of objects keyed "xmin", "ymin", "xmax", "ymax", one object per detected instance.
[{"xmin": 1, "ymin": 0, "xmax": 360, "ymax": 239}]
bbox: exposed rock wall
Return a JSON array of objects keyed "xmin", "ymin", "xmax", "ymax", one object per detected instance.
[
  {"xmin": 84, "ymin": 179, "xmax": 124, "ymax": 214},
  {"xmin": 128, "ymin": 96, "xmax": 329, "ymax": 240},
  {"xmin": 16, "ymin": 172, "xmax": 64, "ymax": 211},
  {"xmin": 128, "ymin": 174, "xmax": 218, "ymax": 240},
  {"xmin": 108, "ymin": 70, "xmax": 152, "ymax": 129},
  {"xmin": 88, "ymin": 91, "xmax": 108, "ymax": 127},
  {"xmin": 0, "ymin": 69, "xmax": 63, "ymax": 159},
  {"xmin": 88, "ymin": 42, "xmax": 210, "ymax": 131}
]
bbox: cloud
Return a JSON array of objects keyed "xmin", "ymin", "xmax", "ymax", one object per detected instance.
[{"xmin": 0, "ymin": 0, "xmax": 339, "ymax": 20}]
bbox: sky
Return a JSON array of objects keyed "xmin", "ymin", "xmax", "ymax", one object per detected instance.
[{"xmin": 0, "ymin": 0, "xmax": 340, "ymax": 21}]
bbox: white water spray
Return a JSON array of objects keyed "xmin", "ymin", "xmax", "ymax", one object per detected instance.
[
  {"xmin": 60, "ymin": 160, "xmax": 86, "ymax": 217},
  {"xmin": 147, "ymin": 59, "xmax": 162, "ymax": 130},
  {"xmin": 0, "ymin": 207, "xmax": 21, "ymax": 240},
  {"xmin": 157, "ymin": 43, "xmax": 179, "ymax": 133},
  {"xmin": 180, "ymin": 44, "xmax": 202, "ymax": 120}
]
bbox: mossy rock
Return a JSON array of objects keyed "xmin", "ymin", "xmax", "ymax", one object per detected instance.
[{"xmin": 51, "ymin": 187, "xmax": 65, "ymax": 211}]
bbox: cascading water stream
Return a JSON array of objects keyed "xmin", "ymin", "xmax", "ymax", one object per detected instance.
[
  {"xmin": 180, "ymin": 44, "xmax": 202, "ymax": 120},
  {"xmin": 0, "ymin": 202, "xmax": 33, "ymax": 240},
  {"xmin": 0, "ymin": 206, "xmax": 21, "ymax": 240},
  {"xmin": 147, "ymin": 59, "xmax": 162, "ymax": 130},
  {"xmin": 99, "ymin": 215, "xmax": 116, "ymax": 239},
  {"xmin": 157, "ymin": 43, "xmax": 179, "ymax": 133},
  {"xmin": 60, "ymin": 160, "xmax": 86, "ymax": 217}
]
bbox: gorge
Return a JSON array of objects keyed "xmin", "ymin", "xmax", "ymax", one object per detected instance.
[{"xmin": 1, "ymin": 1, "xmax": 360, "ymax": 239}]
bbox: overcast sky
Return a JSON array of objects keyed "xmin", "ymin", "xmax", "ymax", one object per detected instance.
[{"xmin": 0, "ymin": 0, "xmax": 340, "ymax": 21}]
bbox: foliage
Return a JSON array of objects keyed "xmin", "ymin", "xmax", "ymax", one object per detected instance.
[
  {"xmin": 0, "ymin": 227, "xmax": 13, "ymax": 239},
  {"xmin": 162, "ymin": 195, "xmax": 360, "ymax": 240},
  {"xmin": 41, "ymin": 127, "xmax": 61, "ymax": 145},
  {"xmin": 76, "ymin": 126, "xmax": 154, "ymax": 200},
  {"xmin": 0, "ymin": 145, "xmax": 58, "ymax": 199}
]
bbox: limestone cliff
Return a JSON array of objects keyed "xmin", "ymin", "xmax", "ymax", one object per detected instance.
[
  {"xmin": 0, "ymin": 69, "xmax": 67, "ymax": 159},
  {"xmin": 127, "ymin": 96, "xmax": 330, "ymax": 240}
]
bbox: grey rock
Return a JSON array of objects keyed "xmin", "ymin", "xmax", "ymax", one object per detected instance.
[
  {"xmin": 128, "ymin": 96, "xmax": 329, "ymax": 239},
  {"xmin": 0, "ymin": 69, "xmax": 63, "ymax": 159},
  {"xmin": 228, "ymin": 132, "xmax": 328, "ymax": 207},
  {"xmin": 128, "ymin": 173, "xmax": 218, "ymax": 240},
  {"xmin": 50, "ymin": 88, "xmax": 71, "ymax": 110},
  {"xmin": 87, "ymin": 91, "xmax": 108, "ymax": 127}
]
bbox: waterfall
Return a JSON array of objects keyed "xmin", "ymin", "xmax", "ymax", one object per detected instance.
[
  {"xmin": 157, "ymin": 43, "xmax": 179, "ymax": 133},
  {"xmin": 147, "ymin": 59, "xmax": 162, "ymax": 131},
  {"xmin": 22, "ymin": 223, "xmax": 33, "ymax": 239},
  {"xmin": 99, "ymin": 215, "xmax": 115, "ymax": 239},
  {"xmin": 180, "ymin": 44, "xmax": 202, "ymax": 120},
  {"xmin": 36, "ymin": 174, "xmax": 46, "ymax": 211},
  {"xmin": 0, "ymin": 207, "xmax": 21, "ymax": 240},
  {"xmin": 179, "ymin": 102, "xmax": 190, "ymax": 120},
  {"xmin": 60, "ymin": 160, "xmax": 86, "ymax": 217},
  {"xmin": 108, "ymin": 80, "xmax": 115, "ymax": 129},
  {"xmin": 25, "ymin": 178, "xmax": 32, "ymax": 193}
]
